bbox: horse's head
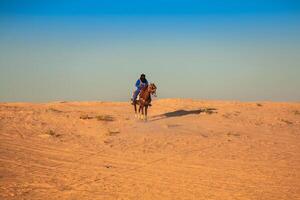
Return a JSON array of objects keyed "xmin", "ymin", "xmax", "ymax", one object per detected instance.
[{"xmin": 148, "ymin": 83, "xmax": 157, "ymax": 96}]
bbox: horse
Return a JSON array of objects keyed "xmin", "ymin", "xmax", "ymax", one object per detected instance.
[{"xmin": 133, "ymin": 83, "xmax": 157, "ymax": 121}]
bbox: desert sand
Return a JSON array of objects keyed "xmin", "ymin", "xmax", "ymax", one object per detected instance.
[{"xmin": 0, "ymin": 99, "xmax": 300, "ymax": 199}]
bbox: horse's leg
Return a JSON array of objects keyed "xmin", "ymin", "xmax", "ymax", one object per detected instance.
[
  {"xmin": 144, "ymin": 105, "xmax": 148, "ymax": 121},
  {"xmin": 134, "ymin": 103, "xmax": 138, "ymax": 118},
  {"xmin": 138, "ymin": 104, "xmax": 142, "ymax": 119},
  {"xmin": 140, "ymin": 105, "xmax": 144, "ymax": 120}
]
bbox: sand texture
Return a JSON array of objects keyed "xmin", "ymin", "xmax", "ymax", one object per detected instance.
[{"xmin": 1, "ymin": 99, "xmax": 300, "ymax": 199}]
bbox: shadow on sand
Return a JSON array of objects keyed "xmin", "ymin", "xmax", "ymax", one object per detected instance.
[{"xmin": 151, "ymin": 108, "xmax": 217, "ymax": 121}]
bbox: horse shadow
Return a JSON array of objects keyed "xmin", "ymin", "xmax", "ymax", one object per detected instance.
[{"xmin": 151, "ymin": 108, "xmax": 217, "ymax": 121}]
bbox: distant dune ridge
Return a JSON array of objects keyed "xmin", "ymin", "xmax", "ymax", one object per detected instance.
[{"xmin": 0, "ymin": 99, "xmax": 300, "ymax": 199}]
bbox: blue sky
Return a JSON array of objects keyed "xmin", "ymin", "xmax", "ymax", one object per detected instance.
[
  {"xmin": 0, "ymin": 0, "xmax": 300, "ymax": 102},
  {"xmin": 1, "ymin": 0, "xmax": 299, "ymax": 15}
]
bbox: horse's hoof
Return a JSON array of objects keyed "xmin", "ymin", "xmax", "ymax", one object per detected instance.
[{"xmin": 140, "ymin": 115, "xmax": 144, "ymax": 120}]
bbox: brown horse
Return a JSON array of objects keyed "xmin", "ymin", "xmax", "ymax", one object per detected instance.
[{"xmin": 133, "ymin": 83, "xmax": 157, "ymax": 121}]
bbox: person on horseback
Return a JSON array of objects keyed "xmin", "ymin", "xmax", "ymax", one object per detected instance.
[{"xmin": 131, "ymin": 74, "xmax": 148, "ymax": 104}]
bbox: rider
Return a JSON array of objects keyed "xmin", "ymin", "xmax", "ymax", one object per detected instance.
[{"xmin": 131, "ymin": 74, "xmax": 148, "ymax": 103}]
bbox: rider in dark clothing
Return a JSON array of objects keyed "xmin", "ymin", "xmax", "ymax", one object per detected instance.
[{"xmin": 132, "ymin": 74, "xmax": 148, "ymax": 102}]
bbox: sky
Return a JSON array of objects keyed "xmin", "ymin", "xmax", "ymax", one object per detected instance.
[{"xmin": 0, "ymin": 0, "xmax": 300, "ymax": 102}]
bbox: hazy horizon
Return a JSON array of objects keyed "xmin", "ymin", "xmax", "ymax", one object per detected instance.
[{"xmin": 1, "ymin": 0, "xmax": 300, "ymax": 102}]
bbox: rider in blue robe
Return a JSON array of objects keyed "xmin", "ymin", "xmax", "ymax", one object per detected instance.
[{"xmin": 132, "ymin": 74, "xmax": 148, "ymax": 102}]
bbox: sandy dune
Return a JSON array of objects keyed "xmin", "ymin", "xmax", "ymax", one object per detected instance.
[{"xmin": 0, "ymin": 99, "xmax": 300, "ymax": 199}]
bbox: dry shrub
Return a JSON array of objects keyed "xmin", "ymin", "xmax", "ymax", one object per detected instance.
[
  {"xmin": 96, "ymin": 115, "xmax": 114, "ymax": 122},
  {"xmin": 80, "ymin": 114, "xmax": 93, "ymax": 120},
  {"xmin": 203, "ymin": 108, "xmax": 217, "ymax": 114},
  {"xmin": 46, "ymin": 130, "xmax": 61, "ymax": 137},
  {"xmin": 294, "ymin": 110, "xmax": 300, "ymax": 115},
  {"xmin": 280, "ymin": 119, "xmax": 293, "ymax": 125}
]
